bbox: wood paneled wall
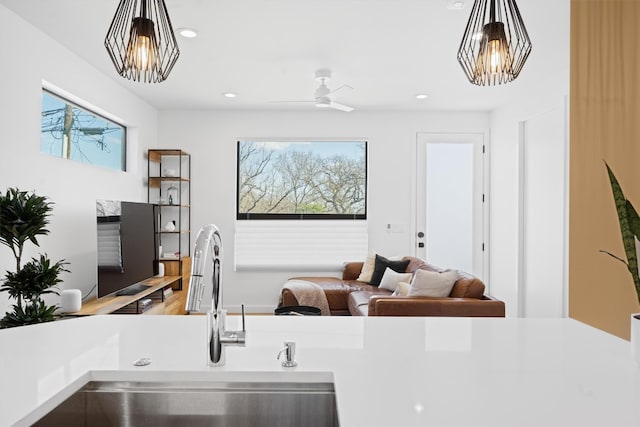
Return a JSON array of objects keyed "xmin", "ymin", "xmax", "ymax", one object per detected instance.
[{"xmin": 570, "ymin": 0, "xmax": 640, "ymax": 339}]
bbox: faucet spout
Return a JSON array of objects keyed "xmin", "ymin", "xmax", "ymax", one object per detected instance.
[{"xmin": 185, "ymin": 224, "xmax": 246, "ymax": 366}]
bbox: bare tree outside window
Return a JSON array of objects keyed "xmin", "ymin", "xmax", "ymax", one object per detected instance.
[
  {"xmin": 237, "ymin": 141, "xmax": 367, "ymax": 219},
  {"xmin": 41, "ymin": 90, "xmax": 126, "ymax": 171}
]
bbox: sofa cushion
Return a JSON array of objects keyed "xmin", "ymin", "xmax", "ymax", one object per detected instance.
[
  {"xmin": 409, "ymin": 269, "xmax": 458, "ymax": 297},
  {"xmin": 370, "ymin": 255, "xmax": 411, "ymax": 286},
  {"xmin": 368, "ymin": 296, "xmax": 505, "ymax": 317},
  {"xmin": 343, "ymin": 261, "xmax": 365, "ymax": 280},
  {"xmin": 379, "ymin": 268, "xmax": 413, "ymax": 291},
  {"xmin": 356, "ymin": 250, "xmax": 377, "ymax": 282},
  {"xmin": 449, "ymin": 272, "xmax": 485, "ymax": 298},
  {"xmin": 402, "ymin": 257, "xmax": 485, "ymax": 299},
  {"xmin": 348, "ymin": 289, "xmax": 391, "ymax": 316},
  {"xmin": 391, "ymin": 281, "xmax": 411, "ymax": 297},
  {"xmin": 402, "ymin": 256, "xmax": 442, "ymax": 274}
]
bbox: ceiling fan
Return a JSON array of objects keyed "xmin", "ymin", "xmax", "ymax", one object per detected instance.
[{"xmin": 271, "ymin": 69, "xmax": 355, "ymax": 112}]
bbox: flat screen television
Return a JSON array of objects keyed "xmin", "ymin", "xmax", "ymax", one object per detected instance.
[{"xmin": 96, "ymin": 200, "xmax": 157, "ymax": 298}]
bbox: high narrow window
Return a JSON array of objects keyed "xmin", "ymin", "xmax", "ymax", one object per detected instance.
[{"xmin": 41, "ymin": 90, "xmax": 126, "ymax": 171}]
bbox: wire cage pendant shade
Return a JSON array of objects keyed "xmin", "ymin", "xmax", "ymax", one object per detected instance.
[
  {"xmin": 457, "ymin": 0, "xmax": 532, "ymax": 86},
  {"xmin": 105, "ymin": 0, "xmax": 180, "ymax": 83}
]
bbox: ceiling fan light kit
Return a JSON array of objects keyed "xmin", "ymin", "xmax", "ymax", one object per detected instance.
[
  {"xmin": 457, "ymin": 0, "xmax": 532, "ymax": 86},
  {"xmin": 315, "ymin": 97, "xmax": 332, "ymax": 108},
  {"xmin": 105, "ymin": 0, "xmax": 180, "ymax": 83}
]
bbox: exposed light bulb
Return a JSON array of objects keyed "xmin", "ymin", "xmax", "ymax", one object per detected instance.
[
  {"xmin": 128, "ymin": 35, "xmax": 153, "ymax": 70},
  {"xmin": 125, "ymin": 17, "xmax": 158, "ymax": 71},
  {"xmin": 487, "ymin": 39, "xmax": 503, "ymax": 72},
  {"xmin": 475, "ymin": 22, "xmax": 511, "ymax": 78}
]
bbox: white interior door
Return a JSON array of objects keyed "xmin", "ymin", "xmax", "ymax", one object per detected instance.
[{"xmin": 416, "ymin": 133, "xmax": 487, "ymax": 280}]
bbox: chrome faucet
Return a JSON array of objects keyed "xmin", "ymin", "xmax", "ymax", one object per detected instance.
[{"xmin": 185, "ymin": 224, "xmax": 246, "ymax": 366}]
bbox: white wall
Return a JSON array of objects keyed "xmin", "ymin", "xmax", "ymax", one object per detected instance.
[
  {"xmin": 0, "ymin": 6, "xmax": 158, "ymax": 316},
  {"xmin": 521, "ymin": 105, "xmax": 567, "ymax": 317},
  {"xmin": 157, "ymin": 110, "xmax": 489, "ymax": 312}
]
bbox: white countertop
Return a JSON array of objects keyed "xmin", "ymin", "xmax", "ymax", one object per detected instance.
[{"xmin": 1, "ymin": 315, "xmax": 639, "ymax": 427}]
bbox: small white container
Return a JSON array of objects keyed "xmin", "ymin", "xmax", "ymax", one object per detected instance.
[
  {"xmin": 61, "ymin": 289, "xmax": 82, "ymax": 313},
  {"xmin": 157, "ymin": 262, "xmax": 165, "ymax": 277}
]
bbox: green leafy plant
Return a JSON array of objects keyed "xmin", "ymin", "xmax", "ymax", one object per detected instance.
[
  {"xmin": 0, "ymin": 299, "xmax": 60, "ymax": 328},
  {"xmin": 0, "ymin": 188, "xmax": 69, "ymax": 328},
  {"xmin": 0, "ymin": 188, "xmax": 52, "ymax": 272},
  {"xmin": 1, "ymin": 254, "xmax": 69, "ymax": 305},
  {"xmin": 601, "ymin": 162, "xmax": 640, "ymax": 305}
]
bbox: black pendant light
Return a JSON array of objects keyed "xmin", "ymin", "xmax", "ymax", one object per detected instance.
[
  {"xmin": 105, "ymin": 0, "xmax": 180, "ymax": 83},
  {"xmin": 457, "ymin": 0, "xmax": 532, "ymax": 86}
]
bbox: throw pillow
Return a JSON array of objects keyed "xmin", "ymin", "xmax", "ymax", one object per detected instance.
[
  {"xmin": 370, "ymin": 254, "xmax": 410, "ymax": 286},
  {"xmin": 409, "ymin": 269, "xmax": 459, "ymax": 297},
  {"xmin": 391, "ymin": 281, "xmax": 411, "ymax": 297},
  {"xmin": 378, "ymin": 268, "xmax": 413, "ymax": 292},
  {"xmin": 356, "ymin": 250, "xmax": 377, "ymax": 282}
]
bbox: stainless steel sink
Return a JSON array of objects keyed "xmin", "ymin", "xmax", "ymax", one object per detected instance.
[{"xmin": 34, "ymin": 379, "xmax": 338, "ymax": 427}]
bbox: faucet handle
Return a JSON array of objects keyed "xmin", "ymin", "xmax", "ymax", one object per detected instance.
[
  {"xmin": 277, "ymin": 341, "xmax": 297, "ymax": 368},
  {"xmin": 242, "ymin": 304, "xmax": 246, "ymax": 332},
  {"xmin": 219, "ymin": 305, "xmax": 247, "ymax": 346}
]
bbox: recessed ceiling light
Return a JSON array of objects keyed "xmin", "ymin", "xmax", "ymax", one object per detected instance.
[
  {"xmin": 415, "ymin": 94, "xmax": 429, "ymax": 100},
  {"xmin": 447, "ymin": 0, "xmax": 465, "ymax": 10},
  {"xmin": 223, "ymin": 92, "xmax": 237, "ymax": 98},
  {"xmin": 177, "ymin": 28, "xmax": 198, "ymax": 38}
]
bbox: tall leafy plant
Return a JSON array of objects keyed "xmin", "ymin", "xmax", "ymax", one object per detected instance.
[
  {"xmin": 601, "ymin": 163, "xmax": 640, "ymax": 305},
  {"xmin": 0, "ymin": 188, "xmax": 69, "ymax": 328}
]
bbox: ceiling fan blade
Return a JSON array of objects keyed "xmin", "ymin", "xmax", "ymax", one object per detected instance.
[
  {"xmin": 268, "ymin": 100, "xmax": 315, "ymax": 104},
  {"xmin": 326, "ymin": 84, "xmax": 354, "ymax": 97},
  {"xmin": 329, "ymin": 102, "xmax": 354, "ymax": 112}
]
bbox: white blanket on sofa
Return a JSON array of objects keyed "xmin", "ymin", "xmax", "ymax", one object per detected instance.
[{"xmin": 281, "ymin": 279, "xmax": 331, "ymax": 316}]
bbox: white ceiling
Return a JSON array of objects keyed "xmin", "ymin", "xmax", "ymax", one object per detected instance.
[{"xmin": 0, "ymin": 0, "xmax": 569, "ymax": 111}]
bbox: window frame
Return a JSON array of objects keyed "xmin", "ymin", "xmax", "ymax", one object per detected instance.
[
  {"xmin": 236, "ymin": 139, "xmax": 368, "ymax": 220},
  {"xmin": 41, "ymin": 88, "xmax": 127, "ymax": 171}
]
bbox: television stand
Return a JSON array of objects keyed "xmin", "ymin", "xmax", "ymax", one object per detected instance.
[
  {"xmin": 115, "ymin": 283, "xmax": 152, "ymax": 296},
  {"xmin": 67, "ymin": 275, "xmax": 187, "ymax": 316}
]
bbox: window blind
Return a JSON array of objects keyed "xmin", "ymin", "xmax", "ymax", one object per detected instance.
[
  {"xmin": 97, "ymin": 222, "xmax": 123, "ymax": 270},
  {"xmin": 234, "ymin": 220, "xmax": 368, "ymax": 271}
]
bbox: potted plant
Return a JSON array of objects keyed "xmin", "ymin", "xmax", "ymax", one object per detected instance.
[
  {"xmin": 602, "ymin": 163, "xmax": 640, "ymax": 363},
  {"xmin": 0, "ymin": 188, "xmax": 69, "ymax": 328}
]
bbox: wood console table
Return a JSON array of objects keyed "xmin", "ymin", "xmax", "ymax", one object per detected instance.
[{"xmin": 69, "ymin": 276, "xmax": 189, "ymax": 316}]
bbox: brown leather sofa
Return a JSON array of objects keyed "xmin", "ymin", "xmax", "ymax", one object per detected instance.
[{"xmin": 279, "ymin": 256, "xmax": 505, "ymax": 317}]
